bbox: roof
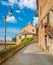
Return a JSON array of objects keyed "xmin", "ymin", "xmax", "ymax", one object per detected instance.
[
  {"xmin": 16, "ymin": 23, "xmax": 37, "ymax": 36},
  {"xmin": 21, "ymin": 31, "xmax": 36, "ymax": 35},
  {"xmin": 20, "ymin": 22, "xmax": 35, "ymax": 31},
  {"xmin": 16, "ymin": 31, "xmax": 36, "ymax": 36}
]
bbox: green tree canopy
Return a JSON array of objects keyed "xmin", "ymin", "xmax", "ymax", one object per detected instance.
[{"xmin": 12, "ymin": 37, "xmax": 16, "ymax": 42}]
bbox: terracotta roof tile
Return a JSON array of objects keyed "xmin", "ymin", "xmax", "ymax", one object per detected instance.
[{"xmin": 21, "ymin": 31, "xmax": 36, "ymax": 35}]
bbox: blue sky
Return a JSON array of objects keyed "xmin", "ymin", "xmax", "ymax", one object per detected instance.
[{"xmin": 0, "ymin": 0, "xmax": 38, "ymax": 41}]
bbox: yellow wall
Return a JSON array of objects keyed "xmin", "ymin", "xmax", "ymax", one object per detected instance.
[{"xmin": 21, "ymin": 24, "xmax": 36, "ymax": 34}]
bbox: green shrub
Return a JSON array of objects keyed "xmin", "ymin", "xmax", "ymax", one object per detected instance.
[
  {"xmin": 12, "ymin": 37, "xmax": 16, "ymax": 42},
  {"xmin": 21, "ymin": 37, "xmax": 33, "ymax": 44}
]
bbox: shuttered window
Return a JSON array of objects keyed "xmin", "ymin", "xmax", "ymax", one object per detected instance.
[{"xmin": 47, "ymin": 13, "xmax": 49, "ymax": 22}]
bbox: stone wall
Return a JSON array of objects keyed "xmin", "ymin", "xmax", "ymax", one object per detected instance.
[
  {"xmin": 0, "ymin": 41, "xmax": 34, "ymax": 64},
  {"xmin": 49, "ymin": 10, "xmax": 53, "ymax": 27},
  {"xmin": 0, "ymin": 43, "xmax": 25, "ymax": 64},
  {"xmin": 0, "ymin": 41, "xmax": 15, "ymax": 45},
  {"xmin": 33, "ymin": 35, "xmax": 38, "ymax": 43}
]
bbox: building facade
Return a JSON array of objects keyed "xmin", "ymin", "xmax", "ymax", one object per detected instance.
[
  {"xmin": 37, "ymin": 0, "xmax": 53, "ymax": 50},
  {"xmin": 16, "ymin": 23, "xmax": 38, "ymax": 44}
]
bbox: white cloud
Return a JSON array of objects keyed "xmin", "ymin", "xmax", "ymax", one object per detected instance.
[
  {"xmin": 8, "ymin": 0, "xmax": 17, "ymax": 4},
  {"xmin": 33, "ymin": 17, "xmax": 38, "ymax": 26},
  {"xmin": 0, "ymin": 1, "xmax": 9, "ymax": 6},
  {"xmin": 1, "ymin": 0, "xmax": 37, "ymax": 10},
  {"xmin": 6, "ymin": 28, "xmax": 20, "ymax": 33},
  {"xmin": 16, "ymin": 10, "xmax": 21, "ymax": 13},
  {"xmin": 8, "ymin": 0, "xmax": 18, "ymax": 6},
  {"xmin": 18, "ymin": 0, "xmax": 37, "ymax": 10},
  {"xmin": 0, "ymin": 27, "xmax": 20, "ymax": 35},
  {"xmin": 0, "ymin": 36, "xmax": 12, "ymax": 41},
  {"xmin": 1, "ymin": 0, "xmax": 18, "ymax": 6},
  {"xmin": 0, "ymin": 27, "xmax": 20, "ymax": 40},
  {"xmin": 6, "ymin": 36, "xmax": 12, "ymax": 41},
  {"xmin": 18, "ymin": 17, "xmax": 23, "ymax": 21},
  {"xmin": 6, "ymin": 16, "xmax": 17, "ymax": 23}
]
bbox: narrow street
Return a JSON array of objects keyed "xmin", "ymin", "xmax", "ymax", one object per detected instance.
[{"xmin": 2, "ymin": 43, "xmax": 53, "ymax": 65}]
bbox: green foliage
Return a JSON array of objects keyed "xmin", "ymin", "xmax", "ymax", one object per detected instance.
[
  {"xmin": 12, "ymin": 37, "xmax": 16, "ymax": 42},
  {"xmin": 21, "ymin": 37, "xmax": 33, "ymax": 44}
]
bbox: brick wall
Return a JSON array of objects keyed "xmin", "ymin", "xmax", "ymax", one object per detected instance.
[{"xmin": 38, "ymin": 0, "xmax": 53, "ymax": 50}]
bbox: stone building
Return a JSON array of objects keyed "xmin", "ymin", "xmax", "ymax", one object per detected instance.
[
  {"xmin": 16, "ymin": 23, "xmax": 38, "ymax": 44},
  {"xmin": 37, "ymin": 0, "xmax": 53, "ymax": 50}
]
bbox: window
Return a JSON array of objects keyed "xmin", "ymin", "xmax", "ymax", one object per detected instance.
[
  {"xmin": 49, "ymin": 35, "xmax": 52, "ymax": 39},
  {"xmin": 23, "ymin": 29, "xmax": 25, "ymax": 32},
  {"xmin": 32, "ymin": 29, "xmax": 34, "ymax": 32},
  {"xmin": 47, "ymin": 13, "xmax": 49, "ymax": 22},
  {"xmin": 19, "ymin": 36, "xmax": 21, "ymax": 39}
]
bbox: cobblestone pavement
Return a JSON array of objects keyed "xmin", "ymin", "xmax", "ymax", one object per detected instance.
[{"xmin": 1, "ymin": 43, "xmax": 53, "ymax": 65}]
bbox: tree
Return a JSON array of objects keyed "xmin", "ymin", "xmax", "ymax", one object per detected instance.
[{"xmin": 12, "ymin": 37, "xmax": 16, "ymax": 42}]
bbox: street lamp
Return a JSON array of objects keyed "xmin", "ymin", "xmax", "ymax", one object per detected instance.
[
  {"xmin": 8, "ymin": 10, "xmax": 12, "ymax": 16},
  {"xmin": 4, "ymin": 10, "xmax": 12, "ymax": 48}
]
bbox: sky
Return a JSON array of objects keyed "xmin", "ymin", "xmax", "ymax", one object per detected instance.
[{"xmin": 0, "ymin": 0, "xmax": 38, "ymax": 41}]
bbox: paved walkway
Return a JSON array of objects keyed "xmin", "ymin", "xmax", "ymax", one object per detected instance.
[{"xmin": 1, "ymin": 43, "xmax": 53, "ymax": 65}]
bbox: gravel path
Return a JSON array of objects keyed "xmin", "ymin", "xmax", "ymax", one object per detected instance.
[{"xmin": 1, "ymin": 43, "xmax": 52, "ymax": 65}]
